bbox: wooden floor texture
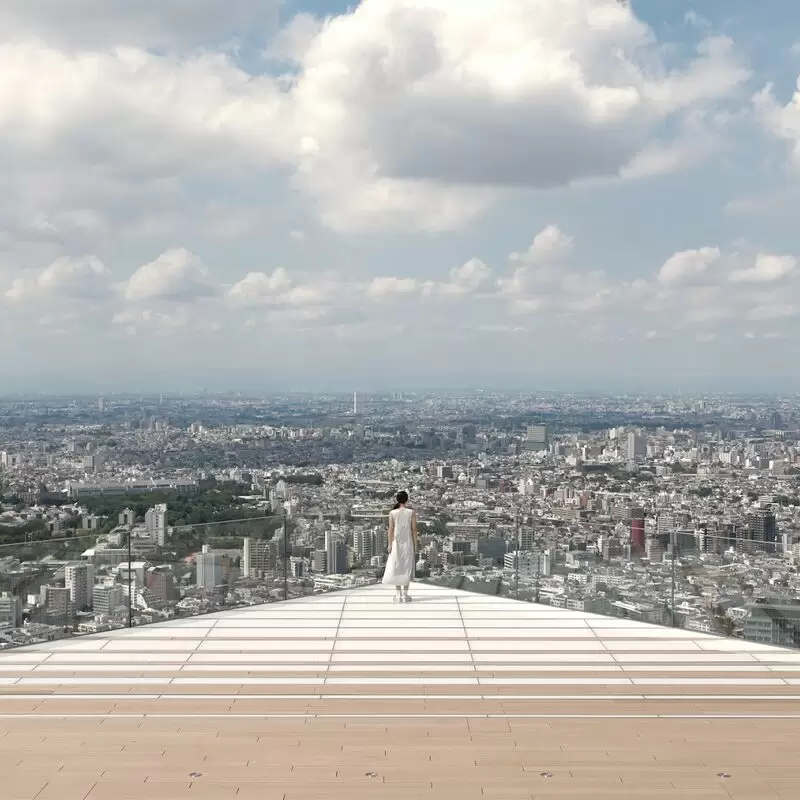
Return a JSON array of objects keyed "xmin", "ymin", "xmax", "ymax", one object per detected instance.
[{"xmin": 1, "ymin": 584, "xmax": 798, "ymax": 799}]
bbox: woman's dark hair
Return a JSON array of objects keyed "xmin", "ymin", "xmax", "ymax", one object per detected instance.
[{"xmin": 393, "ymin": 490, "xmax": 409, "ymax": 510}]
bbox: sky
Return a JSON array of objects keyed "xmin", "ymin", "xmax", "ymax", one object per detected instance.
[{"xmin": 2, "ymin": 0, "xmax": 800, "ymax": 393}]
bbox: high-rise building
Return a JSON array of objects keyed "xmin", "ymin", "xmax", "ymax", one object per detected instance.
[
  {"xmin": 118, "ymin": 561, "xmax": 148, "ymax": 589},
  {"xmin": 504, "ymin": 550, "xmax": 552, "ymax": 577},
  {"xmin": 646, "ymin": 539, "xmax": 664, "ymax": 562},
  {"xmin": 744, "ymin": 511, "xmax": 778, "ymax": 553},
  {"xmin": 313, "ymin": 549, "xmax": 327, "ymax": 573},
  {"xmin": 743, "ymin": 602, "xmax": 800, "ymax": 646},
  {"xmin": 523, "ymin": 425, "xmax": 548, "ymax": 452},
  {"xmin": 65, "ymin": 563, "xmax": 95, "ymax": 611},
  {"xmin": 146, "ymin": 567, "xmax": 179, "ymax": 603},
  {"xmin": 243, "ymin": 537, "xmax": 283, "ymax": 578},
  {"xmin": 196, "ymin": 546, "xmax": 226, "ymax": 589},
  {"xmin": 657, "ymin": 513, "xmax": 675, "ymax": 537},
  {"xmin": 630, "ymin": 519, "xmax": 646, "ymax": 554},
  {"xmin": 325, "ymin": 531, "xmax": 348, "ymax": 574},
  {"xmin": 83, "ymin": 451, "xmax": 105, "ymax": 474},
  {"xmin": 353, "ymin": 528, "xmax": 378, "ymax": 562},
  {"xmin": 627, "ymin": 431, "xmax": 647, "ymax": 462},
  {"xmin": 0, "ymin": 592, "xmax": 22, "ymax": 627},
  {"xmin": 93, "ymin": 585, "xmax": 124, "ymax": 616},
  {"xmin": 242, "ymin": 537, "xmax": 251, "ymax": 577},
  {"xmin": 353, "ymin": 391, "xmax": 358, "ymax": 415},
  {"xmin": 42, "ymin": 586, "xmax": 71, "ymax": 625},
  {"xmin": 477, "ymin": 537, "xmax": 507, "ymax": 564},
  {"xmin": 119, "ymin": 508, "xmax": 137, "ymax": 527},
  {"xmin": 145, "ymin": 504, "xmax": 168, "ymax": 546},
  {"xmin": 518, "ymin": 528, "xmax": 536, "ymax": 551}
]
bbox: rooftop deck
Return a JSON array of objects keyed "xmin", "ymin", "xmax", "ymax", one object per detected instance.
[{"xmin": 1, "ymin": 583, "xmax": 799, "ymax": 799}]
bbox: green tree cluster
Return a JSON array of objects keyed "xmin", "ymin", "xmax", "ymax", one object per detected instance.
[{"xmin": 81, "ymin": 482, "xmax": 260, "ymax": 527}]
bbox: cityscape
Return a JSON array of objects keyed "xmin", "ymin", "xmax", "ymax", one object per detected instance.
[
  {"xmin": 1, "ymin": 390, "xmax": 799, "ymax": 649},
  {"xmin": 5, "ymin": 0, "xmax": 800, "ymax": 793}
]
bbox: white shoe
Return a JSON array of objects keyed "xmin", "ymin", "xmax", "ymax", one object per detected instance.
[
  {"xmin": 402, "ymin": 595, "xmax": 412, "ymax": 603},
  {"xmin": 393, "ymin": 595, "xmax": 401, "ymax": 603}
]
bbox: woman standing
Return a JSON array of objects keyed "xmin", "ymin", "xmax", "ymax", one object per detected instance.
[{"xmin": 382, "ymin": 490, "xmax": 418, "ymax": 602}]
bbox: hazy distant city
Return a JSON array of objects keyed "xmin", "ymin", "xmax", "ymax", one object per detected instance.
[{"xmin": 1, "ymin": 390, "xmax": 799, "ymax": 649}]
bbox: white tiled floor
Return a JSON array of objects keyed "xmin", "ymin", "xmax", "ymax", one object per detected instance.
[{"xmin": 3, "ymin": 583, "xmax": 800, "ymax": 704}]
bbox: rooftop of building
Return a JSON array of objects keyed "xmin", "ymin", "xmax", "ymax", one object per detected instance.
[{"xmin": 1, "ymin": 583, "xmax": 799, "ymax": 799}]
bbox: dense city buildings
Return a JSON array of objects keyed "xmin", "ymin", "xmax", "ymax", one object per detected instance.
[{"xmin": 1, "ymin": 390, "xmax": 800, "ymax": 648}]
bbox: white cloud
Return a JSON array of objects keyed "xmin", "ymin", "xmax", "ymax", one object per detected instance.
[
  {"xmin": 683, "ymin": 304, "xmax": 732, "ymax": 325},
  {"xmin": 227, "ymin": 268, "xmax": 335, "ymax": 313},
  {"xmin": 228, "ymin": 269, "xmax": 293, "ymax": 306},
  {"xmin": 1, "ymin": 0, "xmax": 798, "ymax": 388},
  {"xmin": 747, "ymin": 303, "xmax": 795, "ymax": 321},
  {"xmin": 0, "ymin": 43, "xmax": 289, "ymax": 175},
  {"xmin": 264, "ymin": 12, "xmax": 323, "ymax": 63},
  {"xmin": 724, "ymin": 186, "xmax": 800, "ymax": 217},
  {"xmin": 510, "ymin": 225, "xmax": 574, "ymax": 265},
  {"xmin": 284, "ymin": 1, "xmax": 749, "ymax": 230},
  {"xmin": 0, "ymin": 1, "xmax": 280, "ymax": 49},
  {"xmin": 6, "ymin": 255, "xmax": 111, "ymax": 300},
  {"xmin": 658, "ymin": 247, "xmax": 721, "ymax": 285},
  {"xmin": 124, "ymin": 248, "xmax": 217, "ymax": 303},
  {"xmin": 730, "ymin": 254, "xmax": 796, "ymax": 283},
  {"xmin": 423, "ymin": 258, "xmax": 492, "ymax": 297},
  {"xmin": 368, "ymin": 277, "xmax": 420, "ymax": 298},
  {"xmin": 498, "ymin": 227, "xmax": 620, "ymax": 316},
  {"xmin": 477, "ymin": 324, "xmax": 528, "ymax": 334},
  {"xmin": 754, "ymin": 79, "xmax": 800, "ymax": 168},
  {"xmin": 498, "ymin": 225, "xmax": 580, "ymax": 306},
  {"xmin": 0, "ymin": 1, "xmax": 752, "ymax": 239},
  {"xmin": 369, "ymin": 258, "xmax": 492, "ymax": 301}
]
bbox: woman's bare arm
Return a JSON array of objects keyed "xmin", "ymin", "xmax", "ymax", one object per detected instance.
[
  {"xmin": 411, "ymin": 510, "xmax": 418, "ymax": 549},
  {"xmin": 388, "ymin": 513, "xmax": 395, "ymax": 551}
]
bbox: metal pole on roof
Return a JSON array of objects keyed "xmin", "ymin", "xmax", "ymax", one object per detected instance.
[
  {"xmin": 283, "ymin": 513, "xmax": 289, "ymax": 601},
  {"xmin": 670, "ymin": 528, "xmax": 676, "ymax": 628},
  {"xmin": 515, "ymin": 513, "xmax": 520, "ymax": 601},
  {"xmin": 127, "ymin": 530, "xmax": 132, "ymax": 628}
]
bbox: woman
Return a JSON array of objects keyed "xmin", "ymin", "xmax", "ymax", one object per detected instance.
[{"xmin": 382, "ymin": 490, "xmax": 418, "ymax": 602}]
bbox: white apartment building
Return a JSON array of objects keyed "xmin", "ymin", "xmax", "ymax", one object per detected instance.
[
  {"xmin": 196, "ymin": 546, "xmax": 226, "ymax": 589},
  {"xmin": 93, "ymin": 585, "xmax": 124, "ymax": 616},
  {"xmin": 504, "ymin": 550, "xmax": 552, "ymax": 577},
  {"xmin": 65, "ymin": 563, "xmax": 96, "ymax": 611},
  {"xmin": 145, "ymin": 504, "xmax": 168, "ymax": 546}
]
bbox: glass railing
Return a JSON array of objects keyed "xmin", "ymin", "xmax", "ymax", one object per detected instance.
[
  {"xmin": 2, "ymin": 514, "xmax": 792, "ymax": 653},
  {"xmin": 417, "ymin": 528, "xmax": 800, "ymax": 649},
  {"xmin": 0, "ymin": 514, "xmax": 378, "ymax": 650}
]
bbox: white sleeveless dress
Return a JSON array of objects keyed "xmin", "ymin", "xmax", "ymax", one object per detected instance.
[{"xmin": 382, "ymin": 507, "xmax": 415, "ymax": 585}]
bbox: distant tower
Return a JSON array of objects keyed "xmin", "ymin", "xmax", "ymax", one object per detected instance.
[
  {"xmin": 98, "ymin": 396, "xmax": 105, "ymax": 414},
  {"xmin": 353, "ymin": 392, "xmax": 358, "ymax": 415},
  {"xmin": 242, "ymin": 537, "xmax": 252, "ymax": 579}
]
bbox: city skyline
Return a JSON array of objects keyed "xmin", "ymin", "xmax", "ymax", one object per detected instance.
[
  {"xmin": 3, "ymin": 2, "xmax": 800, "ymax": 794},
  {"xmin": 2, "ymin": 0, "xmax": 800, "ymax": 386}
]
